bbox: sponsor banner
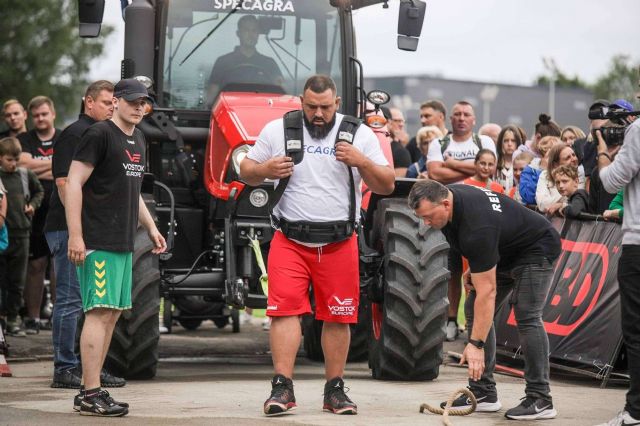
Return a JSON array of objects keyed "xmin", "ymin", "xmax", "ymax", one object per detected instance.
[
  {"xmin": 212, "ymin": 0, "xmax": 295, "ymax": 14},
  {"xmin": 496, "ymin": 219, "xmax": 623, "ymax": 369}
]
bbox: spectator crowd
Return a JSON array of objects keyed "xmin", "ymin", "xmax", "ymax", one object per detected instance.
[{"xmin": 381, "ymin": 97, "xmax": 636, "ymax": 340}]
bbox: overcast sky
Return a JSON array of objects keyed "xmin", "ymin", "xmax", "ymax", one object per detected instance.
[{"xmin": 89, "ymin": 0, "xmax": 640, "ymax": 87}]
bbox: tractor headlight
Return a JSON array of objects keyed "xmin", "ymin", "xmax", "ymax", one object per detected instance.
[
  {"xmin": 249, "ymin": 188, "xmax": 269, "ymax": 208},
  {"xmin": 231, "ymin": 144, "xmax": 251, "ymax": 175}
]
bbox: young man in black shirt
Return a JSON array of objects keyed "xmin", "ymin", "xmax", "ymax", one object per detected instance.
[
  {"xmin": 43, "ymin": 80, "xmax": 122, "ymax": 389},
  {"xmin": 1, "ymin": 99, "xmax": 28, "ymax": 138},
  {"xmin": 409, "ymin": 180, "xmax": 561, "ymax": 421},
  {"xmin": 18, "ymin": 96, "xmax": 61, "ymax": 334},
  {"xmin": 65, "ymin": 79, "xmax": 166, "ymax": 417}
]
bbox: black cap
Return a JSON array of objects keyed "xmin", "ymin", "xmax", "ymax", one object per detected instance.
[{"xmin": 113, "ymin": 78, "xmax": 152, "ymax": 103}]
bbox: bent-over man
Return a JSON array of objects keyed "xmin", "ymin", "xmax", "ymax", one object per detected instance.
[{"xmin": 409, "ymin": 180, "xmax": 560, "ymax": 421}]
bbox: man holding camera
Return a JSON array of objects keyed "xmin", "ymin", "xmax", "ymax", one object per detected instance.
[{"xmin": 597, "ymin": 100, "xmax": 640, "ymax": 426}]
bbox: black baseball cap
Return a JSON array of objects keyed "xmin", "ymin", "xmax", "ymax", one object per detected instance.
[{"xmin": 113, "ymin": 78, "xmax": 152, "ymax": 103}]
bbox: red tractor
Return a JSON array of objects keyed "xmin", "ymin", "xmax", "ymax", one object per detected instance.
[{"xmin": 79, "ymin": 0, "xmax": 449, "ymax": 381}]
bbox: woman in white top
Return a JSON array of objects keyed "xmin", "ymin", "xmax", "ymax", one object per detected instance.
[{"xmin": 536, "ymin": 142, "xmax": 585, "ymax": 215}]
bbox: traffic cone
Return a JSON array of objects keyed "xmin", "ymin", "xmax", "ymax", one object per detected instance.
[{"xmin": 0, "ymin": 326, "xmax": 12, "ymax": 377}]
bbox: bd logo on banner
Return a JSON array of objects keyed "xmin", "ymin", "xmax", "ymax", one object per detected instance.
[
  {"xmin": 495, "ymin": 219, "xmax": 624, "ymax": 371},
  {"xmin": 505, "ymin": 240, "xmax": 610, "ymax": 336}
]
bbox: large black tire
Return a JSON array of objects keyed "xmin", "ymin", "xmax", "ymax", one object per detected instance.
[
  {"xmin": 105, "ymin": 197, "xmax": 161, "ymax": 380},
  {"xmin": 302, "ymin": 291, "xmax": 370, "ymax": 362},
  {"xmin": 368, "ymin": 198, "xmax": 450, "ymax": 381}
]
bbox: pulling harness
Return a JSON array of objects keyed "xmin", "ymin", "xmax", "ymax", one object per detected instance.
[{"xmin": 268, "ymin": 110, "xmax": 361, "ymax": 244}]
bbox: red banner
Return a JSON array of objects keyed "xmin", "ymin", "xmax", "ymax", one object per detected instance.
[{"xmin": 495, "ymin": 218, "xmax": 623, "ymax": 369}]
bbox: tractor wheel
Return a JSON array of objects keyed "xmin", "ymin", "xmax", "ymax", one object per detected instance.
[
  {"xmin": 368, "ymin": 198, "xmax": 450, "ymax": 381},
  {"xmin": 302, "ymin": 292, "xmax": 371, "ymax": 363},
  {"xmin": 105, "ymin": 197, "xmax": 161, "ymax": 379}
]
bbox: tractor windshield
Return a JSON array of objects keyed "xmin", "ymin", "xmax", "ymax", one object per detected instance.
[{"xmin": 161, "ymin": 1, "xmax": 342, "ymax": 110}]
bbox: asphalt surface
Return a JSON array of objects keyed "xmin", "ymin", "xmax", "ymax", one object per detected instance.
[{"xmin": 0, "ymin": 317, "xmax": 630, "ymax": 425}]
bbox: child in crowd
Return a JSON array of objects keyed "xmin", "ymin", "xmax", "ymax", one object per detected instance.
[
  {"xmin": 510, "ymin": 151, "xmax": 534, "ymax": 202},
  {"xmin": 406, "ymin": 125, "xmax": 443, "ymax": 179},
  {"xmin": 463, "ymin": 149, "xmax": 505, "ymax": 193},
  {"xmin": 552, "ymin": 164, "xmax": 589, "ymax": 218},
  {"xmin": 519, "ymin": 135, "xmax": 559, "ymax": 206},
  {"xmin": 0, "ymin": 137, "xmax": 44, "ymax": 337},
  {"xmin": 495, "ymin": 125, "xmax": 524, "ymax": 192},
  {"xmin": 537, "ymin": 142, "xmax": 584, "ymax": 215}
]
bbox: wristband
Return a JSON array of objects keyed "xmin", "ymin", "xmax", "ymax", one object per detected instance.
[
  {"xmin": 597, "ymin": 152, "xmax": 612, "ymax": 161},
  {"xmin": 468, "ymin": 338, "xmax": 485, "ymax": 349}
]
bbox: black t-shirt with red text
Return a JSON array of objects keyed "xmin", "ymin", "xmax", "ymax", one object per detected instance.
[
  {"xmin": 441, "ymin": 184, "xmax": 561, "ymax": 273},
  {"xmin": 18, "ymin": 128, "xmax": 60, "ymax": 235},
  {"xmin": 72, "ymin": 120, "xmax": 146, "ymax": 252}
]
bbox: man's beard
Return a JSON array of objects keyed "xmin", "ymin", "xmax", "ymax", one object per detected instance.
[{"xmin": 303, "ymin": 113, "xmax": 336, "ymax": 140}]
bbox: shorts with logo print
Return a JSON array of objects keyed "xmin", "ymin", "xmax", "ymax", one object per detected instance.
[
  {"xmin": 77, "ymin": 250, "xmax": 133, "ymax": 312},
  {"xmin": 267, "ymin": 231, "xmax": 359, "ymax": 324}
]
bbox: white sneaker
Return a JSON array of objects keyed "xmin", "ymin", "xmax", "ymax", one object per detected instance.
[
  {"xmin": 262, "ymin": 317, "xmax": 271, "ymax": 331},
  {"xmin": 445, "ymin": 320, "xmax": 458, "ymax": 341},
  {"xmin": 159, "ymin": 325, "xmax": 169, "ymax": 334},
  {"xmin": 240, "ymin": 311, "xmax": 252, "ymax": 325},
  {"xmin": 596, "ymin": 410, "xmax": 640, "ymax": 426}
]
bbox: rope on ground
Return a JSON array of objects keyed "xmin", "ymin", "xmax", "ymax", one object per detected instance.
[{"xmin": 419, "ymin": 387, "xmax": 476, "ymax": 426}]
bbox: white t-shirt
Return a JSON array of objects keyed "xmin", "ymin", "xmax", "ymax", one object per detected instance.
[
  {"xmin": 426, "ymin": 134, "xmax": 496, "ymax": 183},
  {"xmin": 246, "ymin": 113, "xmax": 388, "ymax": 223}
]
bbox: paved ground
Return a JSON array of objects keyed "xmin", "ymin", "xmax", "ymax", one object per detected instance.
[{"xmin": 0, "ymin": 318, "xmax": 629, "ymax": 425}]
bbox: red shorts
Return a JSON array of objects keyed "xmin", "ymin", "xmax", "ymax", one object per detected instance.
[{"xmin": 266, "ymin": 231, "xmax": 359, "ymax": 323}]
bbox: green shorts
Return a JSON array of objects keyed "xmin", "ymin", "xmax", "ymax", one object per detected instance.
[{"xmin": 77, "ymin": 250, "xmax": 133, "ymax": 312}]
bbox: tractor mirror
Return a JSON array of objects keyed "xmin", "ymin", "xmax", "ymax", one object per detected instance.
[
  {"xmin": 258, "ymin": 17, "xmax": 284, "ymax": 34},
  {"xmin": 367, "ymin": 90, "xmax": 390, "ymax": 107},
  {"xmin": 397, "ymin": 0, "xmax": 426, "ymax": 51},
  {"xmin": 78, "ymin": 0, "xmax": 106, "ymax": 38}
]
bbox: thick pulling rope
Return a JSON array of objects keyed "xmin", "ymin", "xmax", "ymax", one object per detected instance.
[{"xmin": 419, "ymin": 387, "xmax": 476, "ymax": 426}]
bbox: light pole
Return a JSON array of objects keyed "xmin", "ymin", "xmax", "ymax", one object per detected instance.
[
  {"xmin": 480, "ymin": 85, "xmax": 499, "ymax": 124},
  {"xmin": 543, "ymin": 57, "xmax": 558, "ymax": 118}
]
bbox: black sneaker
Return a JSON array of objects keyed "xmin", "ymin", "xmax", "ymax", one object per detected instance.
[
  {"xmin": 323, "ymin": 377, "xmax": 357, "ymax": 415},
  {"xmin": 439, "ymin": 387, "xmax": 502, "ymax": 412},
  {"xmin": 263, "ymin": 374, "xmax": 296, "ymax": 416},
  {"xmin": 504, "ymin": 396, "xmax": 557, "ymax": 420},
  {"xmin": 79, "ymin": 391, "xmax": 128, "ymax": 417},
  {"xmin": 51, "ymin": 367, "xmax": 82, "ymax": 389},
  {"xmin": 24, "ymin": 318, "xmax": 40, "ymax": 335},
  {"xmin": 100, "ymin": 369, "xmax": 126, "ymax": 388},
  {"xmin": 74, "ymin": 390, "xmax": 129, "ymax": 412}
]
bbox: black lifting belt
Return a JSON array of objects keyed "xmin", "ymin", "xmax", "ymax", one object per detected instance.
[{"xmin": 268, "ymin": 111, "xmax": 361, "ymax": 244}]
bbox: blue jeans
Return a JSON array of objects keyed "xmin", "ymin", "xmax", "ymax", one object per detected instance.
[
  {"xmin": 465, "ymin": 258, "xmax": 554, "ymax": 401},
  {"xmin": 45, "ymin": 230, "xmax": 82, "ymax": 373}
]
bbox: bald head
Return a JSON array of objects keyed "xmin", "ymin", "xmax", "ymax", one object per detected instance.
[{"xmin": 479, "ymin": 123, "xmax": 502, "ymax": 144}]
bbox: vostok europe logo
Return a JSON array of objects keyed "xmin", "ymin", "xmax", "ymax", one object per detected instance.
[
  {"xmin": 122, "ymin": 149, "xmax": 144, "ymax": 177},
  {"xmin": 328, "ymin": 296, "xmax": 356, "ymax": 316},
  {"xmin": 125, "ymin": 149, "xmax": 141, "ymax": 163}
]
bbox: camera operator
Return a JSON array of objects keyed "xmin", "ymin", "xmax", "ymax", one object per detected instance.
[{"xmin": 597, "ymin": 99, "xmax": 640, "ymax": 425}]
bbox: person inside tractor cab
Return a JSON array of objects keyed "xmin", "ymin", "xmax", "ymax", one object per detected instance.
[{"xmin": 207, "ymin": 15, "xmax": 284, "ymax": 101}]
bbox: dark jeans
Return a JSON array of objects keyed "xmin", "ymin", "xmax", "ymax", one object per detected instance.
[
  {"xmin": 619, "ymin": 245, "xmax": 640, "ymax": 419},
  {"xmin": 0, "ymin": 236, "xmax": 29, "ymax": 320},
  {"xmin": 465, "ymin": 258, "xmax": 554, "ymax": 401},
  {"xmin": 45, "ymin": 231, "xmax": 82, "ymax": 373}
]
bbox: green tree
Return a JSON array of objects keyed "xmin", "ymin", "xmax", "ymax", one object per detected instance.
[
  {"xmin": 535, "ymin": 72, "xmax": 589, "ymax": 90},
  {"xmin": 0, "ymin": 0, "xmax": 113, "ymax": 125},
  {"xmin": 591, "ymin": 55, "xmax": 639, "ymax": 105}
]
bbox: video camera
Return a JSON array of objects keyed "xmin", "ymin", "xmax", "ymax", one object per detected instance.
[{"xmin": 589, "ymin": 101, "xmax": 640, "ymax": 146}]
